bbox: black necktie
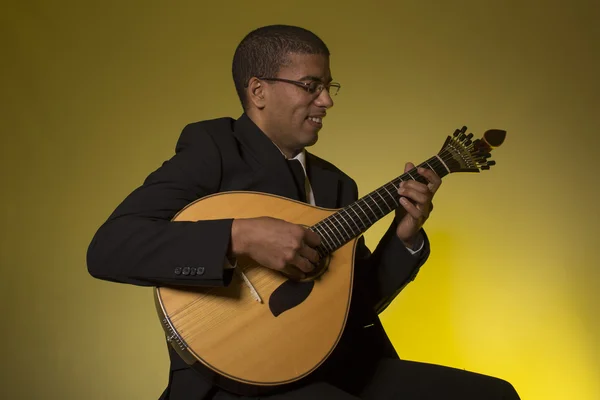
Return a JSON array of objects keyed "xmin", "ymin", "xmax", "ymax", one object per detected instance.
[{"xmin": 286, "ymin": 159, "xmax": 307, "ymax": 202}]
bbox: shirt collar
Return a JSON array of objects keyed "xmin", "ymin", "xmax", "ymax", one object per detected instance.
[
  {"xmin": 270, "ymin": 138, "xmax": 307, "ymax": 171},
  {"xmin": 237, "ymin": 113, "xmax": 307, "ymax": 172},
  {"xmin": 271, "ymin": 134, "xmax": 306, "ymax": 171}
]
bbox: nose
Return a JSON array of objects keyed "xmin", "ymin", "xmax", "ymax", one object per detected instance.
[{"xmin": 314, "ymin": 88, "xmax": 334, "ymax": 109}]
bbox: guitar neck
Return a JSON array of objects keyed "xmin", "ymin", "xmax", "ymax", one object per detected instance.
[
  {"xmin": 310, "ymin": 154, "xmax": 451, "ymax": 256},
  {"xmin": 309, "ymin": 126, "xmax": 505, "ymax": 256}
]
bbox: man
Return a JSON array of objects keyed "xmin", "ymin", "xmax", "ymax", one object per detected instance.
[{"xmin": 87, "ymin": 25, "xmax": 520, "ymax": 399}]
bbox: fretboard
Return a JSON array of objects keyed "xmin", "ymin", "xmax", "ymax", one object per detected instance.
[{"xmin": 310, "ymin": 153, "xmax": 451, "ymax": 257}]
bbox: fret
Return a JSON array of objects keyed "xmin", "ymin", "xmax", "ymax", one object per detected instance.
[
  {"xmin": 368, "ymin": 193, "xmax": 386, "ymax": 217},
  {"xmin": 314, "ymin": 244, "xmax": 326, "ymax": 259},
  {"xmin": 403, "ymin": 169, "xmax": 425, "ymax": 185},
  {"xmin": 353, "ymin": 200, "xmax": 375, "ymax": 226},
  {"xmin": 424, "ymin": 161, "xmax": 438, "ymax": 176},
  {"xmin": 426, "ymin": 157, "xmax": 450, "ymax": 179},
  {"xmin": 375, "ymin": 190, "xmax": 393, "ymax": 211},
  {"xmin": 333, "ymin": 210, "xmax": 354, "ymax": 238},
  {"xmin": 427, "ymin": 159, "xmax": 444, "ymax": 177},
  {"xmin": 347, "ymin": 203, "xmax": 368, "ymax": 230},
  {"xmin": 312, "ymin": 226, "xmax": 332, "ymax": 253},
  {"xmin": 382, "ymin": 184, "xmax": 399, "ymax": 206},
  {"xmin": 322, "ymin": 222, "xmax": 342, "ymax": 247},
  {"xmin": 341, "ymin": 208, "xmax": 362, "ymax": 234},
  {"xmin": 313, "ymin": 224, "xmax": 335, "ymax": 252},
  {"xmin": 359, "ymin": 198, "xmax": 378, "ymax": 223},
  {"xmin": 379, "ymin": 185, "xmax": 397, "ymax": 210},
  {"xmin": 310, "ymin": 151, "xmax": 456, "ymax": 255},
  {"xmin": 434, "ymin": 154, "xmax": 450, "ymax": 174},
  {"xmin": 328, "ymin": 213, "xmax": 348, "ymax": 244}
]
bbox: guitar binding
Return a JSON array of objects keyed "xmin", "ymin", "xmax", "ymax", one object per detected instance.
[{"xmin": 154, "ymin": 292, "xmax": 197, "ymax": 366}]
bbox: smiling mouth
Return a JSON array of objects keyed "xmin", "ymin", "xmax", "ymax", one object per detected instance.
[{"xmin": 307, "ymin": 116, "xmax": 322, "ymax": 124}]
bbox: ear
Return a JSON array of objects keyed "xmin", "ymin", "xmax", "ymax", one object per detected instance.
[{"xmin": 247, "ymin": 77, "xmax": 266, "ymax": 109}]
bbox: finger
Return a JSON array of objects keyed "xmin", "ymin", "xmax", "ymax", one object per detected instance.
[
  {"xmin": 282, "ymin": 264, "xmax": 306, "ymax": 280},
  {"xmin": 399, "ymin": 197, "xmax": 424, "ymax": 220},
  {"xmin": 400, "ymin": 180, "xmax": 431, "ymax": 195},
  {"xmin": 398, "ymin": 186, "xmax": 431, "ymax": 205},
  {"xmin": 404, "ymin": 162, "xmax": 416, "ymax": 173},
  {"xmin": 417, "ymin": 167, "xmax": 442, "ymax": 193},
  {"xmin": 290, "ymin": 254, "xmax": 315, "ymax": 274},
  {"xmin": 299, "ymin": 243, "xmax": 320, "ymax": 264},
  {"xmin": 303, "ymin": 229, "xmax": 322, "ymax": 248}
]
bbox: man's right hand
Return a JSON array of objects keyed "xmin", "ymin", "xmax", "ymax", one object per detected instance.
[{"xmin": 230, "ymin": 217, "xmax": 321, "ymax": 280}]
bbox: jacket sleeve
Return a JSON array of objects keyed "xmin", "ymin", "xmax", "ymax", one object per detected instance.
[
  {"xmin": 86, "ymin": 123, "xmax": 235, "ymax": 287},
  {"xmin": 349, "ymin": 182, "xmax": 431, "ymax": 314}
]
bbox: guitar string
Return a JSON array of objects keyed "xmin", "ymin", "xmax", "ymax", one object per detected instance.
[
  {"xmin": 311, "ymin": 156, "xmax": 460, "ymax": 252},
  {"xmin": 167, "ymin": 140, "xmax": 489, "ymax": 321},
  {"xmin": 168, "ymin": 143, "xmax": 484, "ymax": 322},
  {"xmin": 311, "ymin": 142, "xmax": 489, "ymax": 253},
  {"xmin": 176, "ymin": 270, "xmax": 275, "ymax": 343},
  {"xmin": 327, "ymin": 140, "xmax": 488, "ymax": 233},
  {"xmin": 167, "ymin": 264, "xmax": 277, "ymax": 327}
]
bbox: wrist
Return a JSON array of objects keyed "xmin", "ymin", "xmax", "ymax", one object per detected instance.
[
  {"xmin": 401, "ymin": 237, "xmax": 416, "ymax": 249},
  {"xmin": 230, "ymin": 219, "xmax": 248, "ymax": 257},
  {"xmin": 399, "ymin": 231, "xmax": 422, "ymax": 250}
]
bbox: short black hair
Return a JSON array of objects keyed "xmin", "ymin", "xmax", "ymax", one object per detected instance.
[{"xmin": 232, "ymin": 25, "xmax": 330, "ymax": 109}]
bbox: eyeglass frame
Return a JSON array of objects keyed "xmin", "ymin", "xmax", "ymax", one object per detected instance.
[{"xmin": 253, "ymin": 77, "xmax": 341, "ymax": 96}]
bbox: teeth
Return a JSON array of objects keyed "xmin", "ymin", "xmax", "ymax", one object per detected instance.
[{"xmin": 308, "ymin": 117, "xmax": 322, "ymax": 123}]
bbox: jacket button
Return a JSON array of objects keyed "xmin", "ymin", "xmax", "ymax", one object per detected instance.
[
  {"xmin": 174, "ymin": 267, "xmax": 182, "ymax": 275},
  {"xmin": 182, "ymin": 266, "xmax": 191, "ymax": 276},
  {"xmin": 197, "ymin": 266, "xmax": 205, "ymax": 275}
]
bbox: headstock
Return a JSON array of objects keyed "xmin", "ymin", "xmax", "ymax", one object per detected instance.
[{"xmin": 438, "ymin": 126, "xmax": 506, "ymax": 173}]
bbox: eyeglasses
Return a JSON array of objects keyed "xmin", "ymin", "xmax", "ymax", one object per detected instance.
[{"xmin": 258, "ymin": 77, "xmax": 341, "ymax": 96}]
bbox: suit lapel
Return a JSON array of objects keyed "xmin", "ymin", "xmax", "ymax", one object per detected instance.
[
  {"xmin": 306, "ymin": 152, "xmax": 341, "ymax": 209},
  {"xmin": 232, "ymin": 114, "xmax": 303, "ymax": 202},
  {"xmin": 231, "ymin": 114, "xmax": 342, "ymax": 207}
]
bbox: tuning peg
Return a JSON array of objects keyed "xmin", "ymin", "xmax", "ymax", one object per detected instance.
[
  {"xmin": 466, "ymin": 133, "xmax": 473, "ymax": 140},
  {"xmin": 472, "ymin": 139, "xmax": 484, "ymax": 149},
  {"xmin": 465, "ymin": 139, "xmax": 472, "ymax": 146},
  {"xmin": 487, "ymin": 160, "xmax": 496, "ymax": 166},
  {"xmin": 454, "ymin": 126, "xmax": 467, "ymax": 137}
]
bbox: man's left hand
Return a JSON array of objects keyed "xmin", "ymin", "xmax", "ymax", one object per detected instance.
[{"xmin": 395, "ymin": 162, "xmax": 442, "ymax": 248}]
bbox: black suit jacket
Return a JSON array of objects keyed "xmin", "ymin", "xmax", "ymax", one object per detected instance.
[{"xmin": 87, "ymin": 113, "xmax": 430, "ymax": 399}]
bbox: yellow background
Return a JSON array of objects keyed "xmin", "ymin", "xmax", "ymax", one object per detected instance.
[{"xmin": 2, "ymin": 1, "xmax": 599, "ymax": 399}]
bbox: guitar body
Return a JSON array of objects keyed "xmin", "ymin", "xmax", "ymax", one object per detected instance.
[
  {"xmin": 154, "ymin": 191, "xmax": 358, "ymax": 394},
  {"xmin": 153, "ymin": 126, "xmax": 506, "ymax": 395}
]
